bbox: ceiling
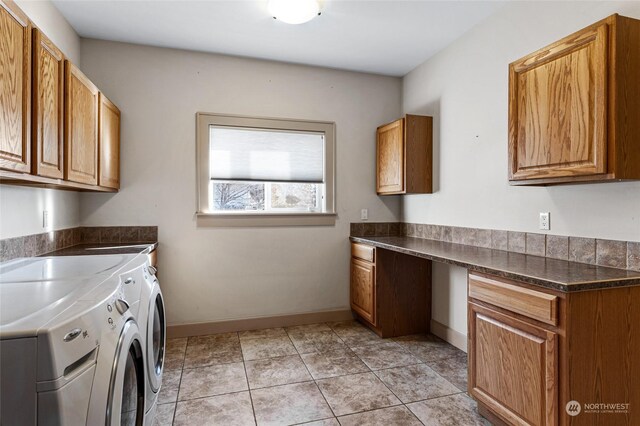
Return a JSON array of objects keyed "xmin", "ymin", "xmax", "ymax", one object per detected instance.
[{"xmin": 52, "ymin": 0, "xmax": 506, "ymax": 76}]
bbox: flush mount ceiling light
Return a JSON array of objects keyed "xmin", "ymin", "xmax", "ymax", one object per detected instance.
[{"xmin": 268, "ymin": 0, "xmax": 321, "ymax": 25}]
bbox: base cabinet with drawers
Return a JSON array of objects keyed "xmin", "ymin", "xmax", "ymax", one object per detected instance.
[
  {"xmin": 468, "ymin": 272, "xmax": 640, "ymax": 426},
  {"xmin": 350, "ymin": 243, "xmax": 431, "ymax": 338}
]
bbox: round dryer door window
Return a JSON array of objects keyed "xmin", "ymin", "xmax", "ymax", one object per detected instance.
[
  {"xmin": 121, "ymin": 346, "xmax": 143, "ymax": 425},
  {"xmin": 107, "ymin": 319, "xmax": 145, "ymax": 426},
  {"xmin": 147, "ymin": 287, "xmax": 166, "ymax": 393},
  {"xmin": 152, "ymin": 293, "xmax": 165, "ymax": 375}
]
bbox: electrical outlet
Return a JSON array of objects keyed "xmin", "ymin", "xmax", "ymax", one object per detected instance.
[
  {"xmin": 539, "ymin": 212, "xmax": 550, "ymax": 230},
  {"xmin": 43, "ymin": 210, "xmax": 49, "ymax": 228},
  {"xmin": 360, "ymin": 209, "xmax": 368, "ymax": 221}
]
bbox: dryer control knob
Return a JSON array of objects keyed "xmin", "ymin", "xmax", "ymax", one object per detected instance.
[{"xmin": 115, "ymin": 299, "xmax": 130, "ymax": 315}]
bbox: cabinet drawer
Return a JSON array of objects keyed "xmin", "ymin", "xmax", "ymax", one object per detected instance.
[
  {"xmin": 468, "ymin": 274, "xmax": 558, "ymax": 326},
  {"xmin": 351, "ymin": 243, "xmax": 375, "ymax": 263}
]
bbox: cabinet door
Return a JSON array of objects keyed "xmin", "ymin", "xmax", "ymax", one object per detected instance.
[
  {"xmin": 99, "ymin": 93, "xmax": 120, "ymax": 189},
  {"xmin": 350, "ymin": 258, "xmax": 376, "ymax": 325},
  {"xmin": 33, "ymin": 29, "xmax": 64, "ymax": 178},
  {"xmin": 376, "ymin": 118, "xmax": 404, "ymax": 194},
  {"xmin": 65, "ymin": 61, "xmax": 99, "ymax": 185},
  {"xmin": 509, "ymin": 22, "xmax": 608, "ymax": 181},
  {"xmin": 469, "ymin": 302, "xmax": 557, "ymax": 426},
  {"xmin": 0, "ymin": 1, "xmax": 31, "ymax": 172}
]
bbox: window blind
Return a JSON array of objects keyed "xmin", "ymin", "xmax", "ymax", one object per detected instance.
[{"xmin": 209, "ymin": 127, "xmax": 325, "ymax": 183}]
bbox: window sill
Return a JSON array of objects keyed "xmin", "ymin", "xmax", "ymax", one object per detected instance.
[{"xmin": 196, "ymin": 212, "xmax": 337, "ymax": 227}]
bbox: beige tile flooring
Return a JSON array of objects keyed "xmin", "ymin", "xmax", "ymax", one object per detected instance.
[{"xmin": 154, "ymin": 321, "xmax": 489, "ymax": 426}]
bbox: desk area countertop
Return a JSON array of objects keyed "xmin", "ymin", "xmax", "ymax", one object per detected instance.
[{"xmin": 350, "ymin": 236, "xmax": 640, "ymax": 292}]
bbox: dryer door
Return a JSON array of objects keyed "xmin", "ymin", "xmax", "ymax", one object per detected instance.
[
  {"xmin": 107, "ymin": 319, "xmax": 145, "ymax": 426},
  {"xmin": 146, "ymin": 285, "xmax": 166, "ymax": 393}
]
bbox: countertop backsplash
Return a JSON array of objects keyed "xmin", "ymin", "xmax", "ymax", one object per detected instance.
[
  {"xmin": 351, "ymin": 222, "xmax": 640, "ymax": 272},
  {"xmin": 0, "ymin": 226, "xmax": 158, "ymax": 262}
]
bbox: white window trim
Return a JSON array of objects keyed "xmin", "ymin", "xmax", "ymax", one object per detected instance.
[{"xmin": 196, "ymin": 113, "xmax": 336, "ymax": 227}]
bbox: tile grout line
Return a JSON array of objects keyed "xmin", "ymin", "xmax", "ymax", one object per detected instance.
[
  {"xmin": 243, "ymin": 362, "xmax": 259, "ymax": 425},
  {"xmin": 240, "ymin": 334, "xmax": 259, "ymax": 426},
  {"xmin": 287, "ymin": 329, "xmax": 339, "ymax": 421},
  {"xmin": 170, "ymin": 342, "xmax": 188, "ymax": 426},
  {"xmin": 285, "ymin": 326, "xmax": 340, "ymax": 422}
]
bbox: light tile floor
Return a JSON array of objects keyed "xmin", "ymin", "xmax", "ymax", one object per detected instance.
[{"xmin": 154, "ymin": 321, "xmax": 490, "ymax": 426}]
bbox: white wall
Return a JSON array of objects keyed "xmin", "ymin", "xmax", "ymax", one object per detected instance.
[
  {"xmin": 79, "ymin": 39, "xmax": 401, "ymax": 326},
  {"xmin": 402, "ymin": 1, "xmax": 640, "ymax": 338},
  {"xmin": 0, "ymin": 0, "xmax": 81, "ymax": 239}
]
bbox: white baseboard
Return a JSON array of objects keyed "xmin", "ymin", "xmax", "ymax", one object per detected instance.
[
  {"xmin": 167, "ymin": 309, "xmax": 354, "ymax": 338},
  {"xmin": 430, "ymin": 319, "xmax": 467, "ymax": 352}
]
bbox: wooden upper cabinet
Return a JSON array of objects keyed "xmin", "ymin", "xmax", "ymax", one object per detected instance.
[
  {"xmin": 32, "ymin": 28, "xmax": 64, "ymax": 178},
  {"xmin": 0, "ymin": 0, "xmax": 31, "ymax": 172},
  {"xmin": 376, "ymin": 114, "xmax": 432, "ymax": 195},
  {"xmin": 99, "ymin": 93, "xmax": 120, "ymax": 189},
  {"xmin": 65, "ymin": 61, "xmax": 99, "ymax": 185},
  {"xmin": 509, "ymin": 14, "xmax": 640, "ymax": 185}
]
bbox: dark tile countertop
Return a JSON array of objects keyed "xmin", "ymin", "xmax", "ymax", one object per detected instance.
[
  {"xmin": 350, "ymin": 236, "xmax": 640, "ymax": 292},
  {"xmin": 40, "ymin": 242, "xmax": 158, "ymax": 257}
]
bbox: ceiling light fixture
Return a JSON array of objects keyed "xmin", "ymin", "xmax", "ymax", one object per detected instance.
[{"xmin": 268, "ymin": 0, "xmax": 321, "ymax": 25}]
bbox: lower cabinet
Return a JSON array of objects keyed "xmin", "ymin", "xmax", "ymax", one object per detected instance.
[
  {"xmin": 349, "ymin": 242, "xmax": 431, "ymax": 337},
  {"xmin": 468, "ymin": 272, "xmax": 640, "ymax": 426},
  {"xmin": 350, "ymin": 257, "xmax": 376, "ymax": 326},
  {"xmin": 469, "ymin": 302, "xmax": 557, "ymax": 426}
]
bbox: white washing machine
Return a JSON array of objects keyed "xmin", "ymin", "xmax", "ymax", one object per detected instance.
[{"xmin": 0, "ymin": 253, "xmax": 150, "ymax": 425}]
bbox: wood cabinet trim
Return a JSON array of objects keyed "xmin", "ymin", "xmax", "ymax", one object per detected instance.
[
  {"xmin": 469, "ymin": 273, "xmax": 558, "ymax": 326},
  {"xmin": 32, "ymin": 28, "xmax": 64, "ymax": 178},
  {"xmin": 0, "ymin": 0, "xmax": 31, "ymax": 172}
]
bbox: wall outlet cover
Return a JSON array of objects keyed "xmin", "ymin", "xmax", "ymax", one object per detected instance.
[
  {"xmin": 361, "ymin": 209, "xmax": 368, "ymax": 221},
  {"xmin": 539, "ymin": 212, "xmax": 550, "ymax": 230}
]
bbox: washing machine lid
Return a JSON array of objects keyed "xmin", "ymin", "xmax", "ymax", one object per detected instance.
[{"xmin": 0, "ymin": 254, "xmax": 139, "ymax": 338}]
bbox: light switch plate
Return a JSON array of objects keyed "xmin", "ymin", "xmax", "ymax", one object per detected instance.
[
  {"xmin": 361, "ymin": 209, "xmax": 368, "ymax": 221},
  {"xmin": 539, "ymin": 212, "xmax": 550, "ymax": 230},
  {"xmin": 43, "ymin": 210, "xmax": 49, "ymax": 228}
]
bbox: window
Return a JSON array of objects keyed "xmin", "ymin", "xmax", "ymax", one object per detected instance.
[{"xmin": 196, "ymin": 113, "xmax": 336, "ymax": 226}]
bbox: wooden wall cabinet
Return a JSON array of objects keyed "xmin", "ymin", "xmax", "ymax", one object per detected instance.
[
  {"xmin": 0, "ymin": 0, "xmax": 120, "ymax": 192},
  {"xmin": 32, "ymin": 28, "xmax": 64, "ymax": 179},
  {"xmin": 468, "ymin": 272, "xmax": 640, "ymax": 425},
  {"xmin": 99, "ymin": 94, "xmax": 120, "ymax": 189},
  {"xmin": 376, "ymin": 114, "xmax": 432, "ymax": 195},
  {"xmin": 0, "ymin": 0, "xmax": 31, "ymax": 172},
  {"xmin": 65, "ymin": 61, "xmax": 99, "ymax": 185},
  {"xmin": 350, "ymin": 243, "xmax": 431, "ymax": 337},
  {"xmin": 509, "ymin": 14, "xmax": 640, "ymax": 185}
]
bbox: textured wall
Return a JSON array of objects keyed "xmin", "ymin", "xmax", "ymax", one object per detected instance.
[{"xmin": 79, "ymin": 39, "xmax": 401, "ymax": 326}]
